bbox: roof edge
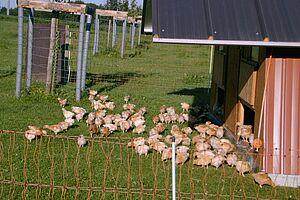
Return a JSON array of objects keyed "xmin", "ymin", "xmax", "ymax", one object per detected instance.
[{"xmin": 153, "ymin": 38, "xmax": 300, "ymax": 47}]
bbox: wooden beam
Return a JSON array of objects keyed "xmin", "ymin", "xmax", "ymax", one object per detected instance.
[
  {"xmin": 96, "ymin": 9, "xmax": 127, "ymax": 18},
  {"xmin": 18, "ymin": 0, "xmax": 86, "ymax": 14}
]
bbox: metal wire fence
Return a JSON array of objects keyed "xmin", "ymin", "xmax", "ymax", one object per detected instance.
[{"xmin": 0, "ymin": 130, "xmax": 299, "ymax": 200}]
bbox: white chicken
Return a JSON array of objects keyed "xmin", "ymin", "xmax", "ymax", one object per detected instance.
[
  {"xmin": 62, "ymin": 108, "xmax": 75, "ymax": 119},
  {"xmin": 226, "ymin": 153, "xmax": 238, "ymax": 167},
  {"xmin": 133, "ymin": 125, "xmax": 146, "ymax": 134},
  {"xmin": 180, "ymin": 102, "xmax": 190, "ymax": 112},
  {"xmin": 124, "ymin": 95, "xmax": 130, "ymax": 103},
  {"xmin": 151, "ymin": 141, "xmax": 167, "ymax": 154},
  {"xmin": 136, "ymin": 144, "xmax": 150, "ymax": 156},
  {"xmin": 77, "ymin": 135, "xmax": 87, "ymax": 147},
  {"xmin": 24, "ymin": 130, "xmax": 36, "ymax": 142},
  {"xmin": 211, "ymin": 154, "xmax": 226, "ymax": 169},
  {"xmin": 236, "ymin": 161, "xmax": 251, "ymax": 176}
]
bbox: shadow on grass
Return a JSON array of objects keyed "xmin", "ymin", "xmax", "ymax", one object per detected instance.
[
  {"xmin": 69, "ymin": 71, "xmax": 149, "ymax": 92},
  {"xmin": 168, "ymin": 87, "xmax": 211, "ymax": 125}
]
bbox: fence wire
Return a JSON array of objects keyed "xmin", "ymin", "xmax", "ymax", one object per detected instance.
[{"xmin": 0, "ymin": 130, "xmax": 299, "ymax": 200}]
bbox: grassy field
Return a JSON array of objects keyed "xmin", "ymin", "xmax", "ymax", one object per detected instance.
[{"xmin": 0, "ymin": 15, "xmax": 299, "ymax": 199}]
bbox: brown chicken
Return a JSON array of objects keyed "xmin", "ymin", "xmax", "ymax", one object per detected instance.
[
  {"xmin": 252, "ymin": 172, "xmax": 275, "ymax": 188},
  {"xmin": 43, "ymin": 124, "xmax": 63, "ymax": 135},
  {"xmin": 253, "ymin": 138, "xmax": 263, "ymax": 152},
  {"xmin": 100, "ymin": 127, "xmax": 110, "ymax": 137},
  {"xmin": 236, "ymin": 161, "xmax": 251, "ymax": 176},
  {"xmin": 28, "ymin": 125, "xmax": 47, "ymax": 136},
  {"xmin": 152, "ymin": 115, "xmax": 160, "ymax": 124},
  {"xmin": 89, "ymin": 124, "xmax": 98, "ymax": 137}
]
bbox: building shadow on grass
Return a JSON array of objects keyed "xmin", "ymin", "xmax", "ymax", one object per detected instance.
[
  {"xmin": 168, "ymin": 87, "xmax": 211, "ymax": 125},
  {"xmin": 69, "ymin": 71, "xmax": 150, "ymax": 92}
]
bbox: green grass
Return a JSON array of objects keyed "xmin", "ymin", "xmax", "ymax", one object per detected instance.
[{"xmin": 0, "ymin": 15, "xmax": 299, "ymax": 200}]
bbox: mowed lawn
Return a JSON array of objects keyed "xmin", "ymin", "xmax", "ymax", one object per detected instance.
[{"xmin": 0, "ymin": 16, "xmax": 299, "ymax": 199}]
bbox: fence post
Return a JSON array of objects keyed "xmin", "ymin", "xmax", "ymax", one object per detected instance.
[
  {"xmin": 75, "ymin": 13, "xmax": 85, "ymax": 102},
  {"xmin": 81, "ymin": 14, "xmax": 92, "ymax": 91},
  {"xmin": 6, "ymin": 0, "xmax": 10, "ymax": 15},
  {"xmin": 112, "ymin": 17, "xmax": 116, "ymax": 48},
  {"xmin": 92, "ymin": 14, "xmax": 98, "ymax": 55},
  {"xmin": 45, "ymin": 16, "xmax": 58, "ymax": 95},
  {"xmin": 120, "ymin": 18, "xmax": 127, "ymax": 58},
  {"xmin": 26, "ymin": 8, "xmax": 34, "ymax": 90},
  {"xmin": 138, "ymin": 21, "xmax": 142, "ymax": 46},
  {"xmin": 172, "ymin": 136, "xmax": 176, "ymax": 200},
  {"xmin": 107, "ymin": 19, "xmax": 111, "ymax": 49},
  {"xmin": 131, "ymin": 22, "xmax": 136, "ymax": 49},
  {"xmin": 16, "ymin": 7, "xmax": 24, "ymax": 97}
]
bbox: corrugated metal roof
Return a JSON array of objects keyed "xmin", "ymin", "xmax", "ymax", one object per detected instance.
[{"xmin": 148, "ymin": 0, "xmax": 300, "ymax": 46}]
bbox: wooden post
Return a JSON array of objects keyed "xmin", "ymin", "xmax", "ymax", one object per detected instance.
[
  {"xmin": 45, "ymin": 17, "xmax": 58, "ymax": 95},
  {"xmin": 107, "ymin": 19, "xmax": 111, "ymax": 48},
  {"xmin": 238, "ymin": 101, "xmax": 244, "ymax": 125}
]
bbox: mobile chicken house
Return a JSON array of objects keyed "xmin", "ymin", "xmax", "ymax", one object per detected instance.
[{"xmin": 143, "ymin": 0, "xmax": 300, "ymax": 187}]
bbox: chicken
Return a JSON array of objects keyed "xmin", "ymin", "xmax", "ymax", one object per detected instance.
[
  {"xmin": 136, "ymin": 144, "xmax": 150, "ymax": 156},
  {"xmin": 78, "ymin": 135, "xmax": 87, "ymax": 147},
  {"xmin": 236, "ymin": 122, "xmax": 252, "ymax": 142},
  {"xmin": 207, "ymin": 136, "xmax": 221, "ymax": 149},
  {"xmin": 137, "ymin": 107, "xmax": 146, "ymax": 115},
  {"xmin": 155, "ymin": 123, "xmax": 166, "ymax": 134},
  {"xmin": 119, "ymin": 120, "xmax": 131, "ymax": 133},
  {"xmin": 226, "ymin": 153, "xmax": 238, "ymax": 167},
  {"xmin": 192, "ymin": 135, "xmax": 206, "ymax": 144},
  {"xmin": 95, "ymin": 110, "xmax": 106, "ymax": 118},
  {"xmin": 65, "ymin": 117, "xmax": 75, "ymax": 126},
  {"xmin": 159, "ymin": 105, "xmax": 167, "ymax": 114},
  {"xmin": 252, "ymin": 172, "xmax": 275, "ymax": 188},
  {"xmin": 71, "ymin": 106, "xmax": 86, "ymax": 115},
  {"xmin": 86, "ymin": 112, "xmax": 96, "ymax": 126},
  {"xmin": 177, "ymin": 114, "xmax": 185, "ymax": 124},
  {"xmin": 27, "ymin": 126, "xmax": 47, "ymax": 136},
  {"xmin": 164, "ymin": 135, "xmax": 182, "ymax": 145},
  {"xmin": 58, "ymin": 121, "xmax": 70, "ymax": 131},
  {"xmin": 57, "ymin": 98, "xmax": 67, "ymax": 107},
  {"xmin": 62, "ymin": 108, "xmax": 75, "ymax": 119},
  {"xmin": 100, "ymin": 127, "xmax": 110, "ymax": 137},
  {"xmin": 181, "ymin": 127, "xmax": 193, "ymax": 135},
  {"xmin": 127, "ymin": 137, "xmax": 145, "ymax": 148},
  {"xmin": 176, "ymin": 146, "xmax": 189, "ymax": 154},
  {"xmin": 123, "ymin": 103, "xmax": 136, "ymax": 111},
  {"xmin": 193, "ymin": 150, "xmax": 215, "ymax": 160},
  {"xmin": 24, "ymin": 130, "xmax": 36, "ymax": 142},
  {"xmin": 180, "ymin": 102, "xmax": 190, "ymax": 112},
  {"xmin": 195, "ymin": 142, "xmax": 211, "ymax": 152},
  {"xmin": 133, "ymin": 125, "xmax": 146, "ymax": 134},
  {"xmin": 252, "ymin": 138, "xmax": 263, "ymax": 152},
  {"xmin": 105, "ymin": 101, "xmax": 116, "ymax": 110},
  {"xmin": 176, "ymin": 152, "xmax": 189, "ymax": 165},
  {"xmin": 97, "ymin": 95, "xmax": 109, "ymax": 102},
  {"xmin": 75, "ymin": 113, "xmax": 85, "ymax": 122},
  {"xmin": 44, "ymin": 124, "xmax": 63, "ymax": 135},
  {"xmin": 211, "ymin": 154, "xmax": 225, "ymax": 169},
  {"xmin": 148, "ymin": 134, "xmax": 162, "ymax": 145},
  {"xmin": 103, "ymin": 115, "xmax": 113, "ymax": 125},
  {"xmin": 236, "ymin": 161, "xmax": 251, "ymax": 176},
  {"xmin": 166, "ymin": 106, "xmax": 176, "ymax": 115},
  {"xmin": 124, "ymin": 95, "xmax": 130, "ymax": 103},
  {"xmin": 206, "ymin": 127, "xmax": 217, "ymax": 137},
  {"xmin": 89, "ymin": 124, "xmax": 98, "ymax": 137},
  {"xmin": 181, "ymin": 137, "xmax": 191, "ymax": 146},
  {"xmin": 193, "ymin": 157, "xmax": 211, "ymax": 168},
  {"xmin": 161, "ymin": 147, "xmax": 172, "ymax": 161},
  {"xmin": 151, "ymin": 141, "xmax": 167, "ymax": 154},
  {"xmin": 194, "ymin": 123, "xmax": 210, "ymax": 135},
  {"xmin": 88, "ymin": 89, "xmax": 98, "ymax": 96},
  {"xmin": 216, "ymin": 126, "xmax": 224, "ymax": 138},
  {"xmin": 133, "ymin": 118, "xmax": 145, "ymax": 127},
  {"xmin": 103, "ymin": 124, "xmax": 117, "ymax": 133},
  {"xmin": 218, "ymin": 140, "xmax": 235, "ymax": 155},
  {"xmin": 152, "ymin": 115, "xmax": 160, "ymax": 124},
  {"xmin": 94, "ymin": 117, "xmax": 104, "ymax": 129},
  {"xmin": 163, "ymin": 113, "xmax": 171, "ymax": 124}
]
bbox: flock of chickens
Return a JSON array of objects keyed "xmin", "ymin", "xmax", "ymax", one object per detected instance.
[{"xmin": 24, "ymin": 89, "xmax": 275, "ymax": 188}]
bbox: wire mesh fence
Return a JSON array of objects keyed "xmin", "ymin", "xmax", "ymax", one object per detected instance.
[{"xmin": 0, "ymin": 130, "xmax": 299, "ymax": 200}]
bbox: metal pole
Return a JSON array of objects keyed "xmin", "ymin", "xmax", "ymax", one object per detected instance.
[
  {"xmin": 172, "ymin": 136, "xmax": 176, "ymax": 200},
  {"xmin": 107, "ymin": 19, "xmax": 111, "ymax": 48},
  {"xmin": 96, "ymin": 15, "xmax": 100, "ymax": 53},
  {"xmin": 209, "ymin": 45, "xmax": 214, "ymax": 74},
  {"xmin": 138, "ymin": 22, "xmax": 142, "ymax": 46},
  {"xmin": 92, "ymin": 14, "xmax": 98, "ymax": 55},
  {"xmin": 81, "ymin": 14, "xmax": 92, "ymax": 91},
  {"xmin": 112, "ymin": 17, "xmax": 116, "ymax": 48},
  {"xmin": 16, "ymin": 7, "xmax": 24, "ymax": 97},
  {"xmin": 26, "ymin": 9, "xmax": 34, "ymax": 90},
  {"xmin": 75, "ymin": 13, "xmax": 85, "ymax": 101},
  {"xmin": 131, "ymin": 22, "xmax": 136, "ymax": 49},
  {"xmin": 120, "ymin": 18, "xmax": 127, "ymax": 58},
  {"xmin": 7, "ymin": 0, "xmax": 10, "ymax": 15}
]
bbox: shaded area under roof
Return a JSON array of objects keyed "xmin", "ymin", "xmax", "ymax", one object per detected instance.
[{"xmin": 145, "ymin": 0, "xmax": 300, "ymax": 47}]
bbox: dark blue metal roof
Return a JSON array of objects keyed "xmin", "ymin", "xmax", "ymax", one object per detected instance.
[{"xmin": 146, "ymin": 0, "xmax": 300, "ymax": 46}]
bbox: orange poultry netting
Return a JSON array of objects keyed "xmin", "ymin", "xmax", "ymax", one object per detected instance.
[{"xmin": 0, "ymin": 130, "xmax": 299, "ymax": 200}]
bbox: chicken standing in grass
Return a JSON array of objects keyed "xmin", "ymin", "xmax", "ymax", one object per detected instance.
[
  {"xmin": 57, "ymin": 98, "xmax": 67, "ymax": 107},
  {"xmin": 24, "ymin": 130, "xmax": 36, "ymax": 142},
  {"xmin": 89, "ymin": 124, "xmax": 98, "ymax": 137},
  {"xmin": 181, "ymin": 102, "xmax": 190, "ymax": 113},
  {"xmin": 62, "ymin": 108, "xmax": 75, "ymax": 119},
  {"xmin": 124, "ymin": 95, "xmax": 130, "ymax": 103},
  {"xmin": 28, "ymin": 126, "xmax": 47, "ymax": 136},
  {"xmin": 133, "ymin": 124, "xmax": 145, "ymax": 134},
  {"xmin": 161, "ymin": 147, "xmax": 172, "ymax": 161},
  {"xmin": 226, "ymin": 153, "xmax": 238, "ymax": 167},
  {"xmin": 78, "ymin": 135, "xmax": 87, "ymax": 147},
  {"xmin": 252, "ymin": 172, "xmax": 275, "ymax": 188},
  {"xmin": 136, "ymin": 144, "xmax": 150, "ymax": 156},
  {"xmin": 44, "ymin": 124, "xmax": 63, "ymax": 135},
  {"xmin": 236, "ymin": 161, "xmax": 251, "ymax": 176}
]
